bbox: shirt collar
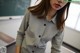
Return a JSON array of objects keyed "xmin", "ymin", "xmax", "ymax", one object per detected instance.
[
  {"xmin": 51, "ymin": 15, "xmax": 56, "ymax": 24},
  {"xmin": 47, "ymin": 14, "xmax": 56, "ymax": 24}
]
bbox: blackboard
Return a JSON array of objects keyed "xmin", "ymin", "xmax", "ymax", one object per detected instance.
[{"xmin": 0, "ymin": 0, "xmax": 31, "ymax": 16}]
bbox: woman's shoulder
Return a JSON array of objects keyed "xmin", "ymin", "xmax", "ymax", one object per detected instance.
[{"xmin": 25, "ymin": 9, "xmax": 35, "ymax": 17}]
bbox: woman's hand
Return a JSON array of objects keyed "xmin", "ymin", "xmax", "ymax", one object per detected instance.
[{"xmin": 15, "ymin": 46, "xmax": 21, "ymax": 53}]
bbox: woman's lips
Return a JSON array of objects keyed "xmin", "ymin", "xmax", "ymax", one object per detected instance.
[{"xmin": 53, "ymin": 4, "xmax": 61, "ymax": 8}]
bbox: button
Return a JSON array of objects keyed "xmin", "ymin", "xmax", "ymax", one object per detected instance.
[
  {"xmin": 39, "ymin": 35, "xmax": 41, "ymax": 38},
  {"xmin": 34, "ymin": 45, "xmax": 37, "ymax": 47},
  {"xmin": 32, "ymin": 50, "xmax": 34, "ymax": 53},
  {"xmin": 44, "ymin": 24, "xmax": 46, "ymax": 26}
]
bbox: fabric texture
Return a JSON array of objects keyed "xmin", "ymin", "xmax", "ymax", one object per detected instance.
[{"xmin": 16, "ymin": 9, "xmax": 64, "ymax": 53}]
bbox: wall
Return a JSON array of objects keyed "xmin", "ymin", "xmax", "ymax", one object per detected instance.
[{"xmin": 64, "ymin": 27, "xmax": 80, "ymax": 50}]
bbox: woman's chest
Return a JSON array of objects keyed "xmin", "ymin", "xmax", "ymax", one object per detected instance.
[{"xmin": 27, "ymin": 14, "xmax": 59, "ymax": 39}]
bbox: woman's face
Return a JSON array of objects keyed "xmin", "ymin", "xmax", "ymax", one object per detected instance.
[{"xmin": 50, "ymin": 0, "xmax": 68, "ymax": 10}]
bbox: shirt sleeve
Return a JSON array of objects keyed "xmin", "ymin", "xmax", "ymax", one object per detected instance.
[
  {"xmin": 51, "ymin": 30, "xmax": 64, "ymax": 53},
  {"xmin": 16, "ymin": 9, "xmax": 30, "ymax": 46}
]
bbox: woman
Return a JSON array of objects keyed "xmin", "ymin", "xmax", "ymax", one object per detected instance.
[{"xmin": 16, "ymin": 0, "xmax": 71, "ymax": 53}]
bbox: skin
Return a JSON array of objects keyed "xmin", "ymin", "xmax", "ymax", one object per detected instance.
[
  {"xmin": 15, "ymin": 46, "xmax": 20, "ymax": 53},
  {"xmin": 50, "ymin": 0, "xmax": 68, "ymax": 10},
  {"xmin": 46, "ymin": 0, "xmax": 68, "ymax": 20}
]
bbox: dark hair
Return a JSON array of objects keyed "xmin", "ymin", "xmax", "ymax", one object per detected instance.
[{"xmin": 28, "ymin": 0, "xmax": 71, "ymax": 30}]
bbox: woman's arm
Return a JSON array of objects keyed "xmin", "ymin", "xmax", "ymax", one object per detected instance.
[
  {"xmin": 15, "ymin": 9, "xmax": 30, "ymax": 53},
  {"xmin": 51, "ymin": 31, "xmax": 64, "ymax": 53},
  {"xmin": 15, "ymin": 46, "xmax": 21, "ymax": 53}
]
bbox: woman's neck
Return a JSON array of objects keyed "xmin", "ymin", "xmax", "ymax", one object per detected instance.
[
  {"xmin": 48, "ymin": 8, "xmax": 57, "ymax": 16},
  {"xmin": 46, "ymin": 8, "xmax": 57, "ymax": 21}
]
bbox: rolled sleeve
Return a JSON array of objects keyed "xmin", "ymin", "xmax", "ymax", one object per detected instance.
[
  {"xmin": 16, "ymin": 9, "xmax": 30, "ymax": 46},
  {"xmin": 51, "ymin": 31, "xmax": 64, "ymax": 53}
]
